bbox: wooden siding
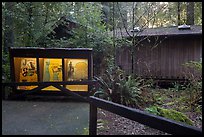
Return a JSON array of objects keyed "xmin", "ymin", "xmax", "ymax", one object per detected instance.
[{"xmin": 116, "ymin": 36, "xmax": 202, "ymax": 80}]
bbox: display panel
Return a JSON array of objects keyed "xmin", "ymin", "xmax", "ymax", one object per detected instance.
[
  {"xmin": 43, "ymin": 58, "xmax": 62, "ymax": 81},
  {"xmin": 40, "ymin": 58, "xmax": 63, "ymax": 91},
  {"xmin": 65, "ymin": 59, "xmax": 88, "ymax": 91},
  {"xmin": 14, "ymin": 57, "xmax": 38, "ymax": 90}
]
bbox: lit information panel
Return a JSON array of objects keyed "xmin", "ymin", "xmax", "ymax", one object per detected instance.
[{"xmin": 10, "ymin": 47, "xmax": 92, "ymax": 93}]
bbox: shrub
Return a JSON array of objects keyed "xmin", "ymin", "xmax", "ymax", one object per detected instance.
[
  {"xmin": 119, "ymin": 76, "xmax": 146, "ymax": 108},
  {"xmin": 93, "ymin": 66, "xmax": 153, "ymax": 108},
  {"xmin": 2, "ymin": 52, "xmax": 10, "ymax": 82},
  {"xmin": 182, "ymin": 60, "xmax": 202, "ymax": 108}
]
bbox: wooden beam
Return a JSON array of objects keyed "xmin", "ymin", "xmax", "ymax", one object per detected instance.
[
  {"xmin": 1, "ymin": 80, "xmax": 98, "ymax": 86},
  {"xmin": 52, "ymin": 84, "xmax": 89, "ymax": 102},
  {"xmin": 18, "ymin": 84, "xmax": 51, "ymax": 97},
  {"xmin": 89, "ymin": 96, "xmax": 202, "ymax": 135}
]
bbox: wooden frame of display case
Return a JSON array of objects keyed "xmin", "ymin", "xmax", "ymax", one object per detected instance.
[{"xmin": 9, "ymin": 47, "xmax": 93, "ymax": 97}]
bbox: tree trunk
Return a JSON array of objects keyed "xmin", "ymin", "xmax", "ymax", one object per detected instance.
[
  {"xmin": 28, "ymin": 2, "xmax": 33, "ymax": 47},
  {"xmin": 131, "ymin": 2, "xmax": 135, "ymax": 74},
  {"xmin": 101, "ymin": 2, "xmax": 109, "ymax": 27},
  {"xmin": 4, "ymin": 2, "xmax": 15, "ymax": 54},
  {"xmin": 177, "ymin": 2, "xmax": 181, "ymax": 25},
  {"xmin": 112, "ymin": 2, "xmax": 116, "ymax": 67},
  {"xmin": 186, "ymin": 2, "xmax": 194, "ymax": 25}
]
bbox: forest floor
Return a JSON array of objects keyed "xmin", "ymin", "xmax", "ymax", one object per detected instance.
[{"xmin": 96, "ymin": 88, "xmax": 202, "ymax": 135}]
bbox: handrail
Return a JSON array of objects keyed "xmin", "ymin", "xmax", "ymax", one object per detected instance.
[{"xmin": 89, "ymin": 96, "xmax": 202, "ymax": 135}]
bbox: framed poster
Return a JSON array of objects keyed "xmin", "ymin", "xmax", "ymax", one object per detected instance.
[
  {"xmin": 43, "ymin": 58, "xmax": 62, "ymax": 82},
  {"xmin": 65, "ymin": 59, "xmax": 88, "ymax": 91},
  {"xmin": 42, "ymin": 58, "xmax": 62, "ymax": 91},
  {"xmin": 16, "ymin": 58, "xmax": 38, "ymax": 90},
  {"xmin": 66, "ymin": 59, "xmax": 88, "ymax": 81}
]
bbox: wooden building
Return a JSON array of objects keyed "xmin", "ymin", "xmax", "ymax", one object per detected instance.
[
  {"xmin": 116, "ymin": 25, "xmax": 202, "ymax": 81},
  {"xmin": 47, "ymin": 16, "xmax": 80, "ymax": 40}
]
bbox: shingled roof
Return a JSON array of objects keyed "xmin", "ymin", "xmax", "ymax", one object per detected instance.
[{"xmin": 115, "ymin": 25, "xmax": 202, "ymax": 38}]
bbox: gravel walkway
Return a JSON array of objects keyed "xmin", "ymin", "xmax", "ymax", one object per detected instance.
[{"xmin": 97, "ymin": 109, "xmax": 170, "ymax": 135}]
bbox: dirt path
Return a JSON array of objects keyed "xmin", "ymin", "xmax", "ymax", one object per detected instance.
[
  {"xmin": 97, "ymin": 109, "xmax": 169, "ymax": 135},
  {"xmin": 2, "ymin": 100, "xmax": 89, "ymax": 135}
]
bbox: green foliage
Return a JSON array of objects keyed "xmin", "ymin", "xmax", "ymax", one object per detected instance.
[
  {"xmin": 81, "ymin": 127, "xmax": 89, "ymax": 135},
  {"xmin": 97, "ymin": 118, "xmax": 108, "ymax": 131},
  {"xmin": 93, "ymin": 87, "xmax": 111, "ymax": 101},
  {"xmin": 182, "ymin": 60, "xmax": 202, "ymax": 108},
  {"xmin": 2, "ymin": 52, "xmax": 10, "ymax": 82},
  {"xmin": 158, "ymin": 107, "xmax": 194, "ymax": 126},
  {"xmin": 194, "ymin": 2, "xmax": 202, "ymax": 25},
  {"xmin": 183, "ymin": 60, "xmax": 202, "ymax": 72},
  {"xmin": 93, "ymin": 66, "xmax": 153, "ymax": 108},
  {"xmin": 145, "ymin": 106, "xmax": 160, "ymax": 115},
  {"xmin": 145, "ymin": 106, "xmax": 193, "ymax": 125},
  {"xmin": 2, "ymin": 2, "xmax": 76, "ymax": 48},
  {"xmin": 62, "ymin": 3, "xmax": 114, "ymax": 76},
  {"xmin": 2, "ymin": 2, "xmax": 113, "ymax": 78},
  {"xmin": 120, "ymin": 76, "xmax": 145, "ymax": 107},
  {"xmin": 101, "ymin": 66, "xmax": 124, "ymax": 103}
]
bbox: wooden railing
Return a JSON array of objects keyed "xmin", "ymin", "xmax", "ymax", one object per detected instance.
[
  {"xmin": 2, "ymin": 81, "xmax": 202, "ymax": 135},
  {"xmin": 88, "ymin": 96, "xmax": 202, "ymax": 135}
]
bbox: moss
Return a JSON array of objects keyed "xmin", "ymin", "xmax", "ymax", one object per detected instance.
[
  {"xmin": 146, "ymin": 106, "xmax": 193, "ymax": 126},
  {"xmin": 177, "ymin": 105, "xmax": 191, "ymax": 112},
  {"xmin": 145, "ymin": 106, "xmax": 160, "ymax": 115},
  {"xmin": 157, "ymin": 107, "xmax": 193, "ymax": 126},
  {"xmin": 194, "ymin": 105, "xmax": 202, "ymax": 113},
  {"xmin": 164, "ymin": 102, "xmax": 175, "ymax": 106},
  {"xmin": 81, "ymin": 127, "xmax": 89, "ymax": 135}
]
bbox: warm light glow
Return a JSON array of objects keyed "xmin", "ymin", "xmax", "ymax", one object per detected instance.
[
  {"xmin": 43, "ymin": 58, "xmax": 62, "ymax": 82},
  {"xmin": 66, "ymin": 59, "xmax": 88, "ymax": 81},
  {"xmin": 14, "ymin": 57, "xmax": 89, "ymax": 92},
  {"xmin": 14, "ymin": 57, "xmax": 38, "ymax": 90},
  {"xmin": 66, "ymin": 85, "xmax": 88, "ymax": 92},
  {"xmin": 42, "ymin": 58, "xmax": 62, "ymax": 91},
  {"xmin": 65, "ymin": 59, "xmax": 88, "ymax": 91}
]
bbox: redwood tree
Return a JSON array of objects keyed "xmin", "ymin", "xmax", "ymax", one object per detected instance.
[{"xmin": 186, "ymin": 2, "xmax": 194, "ymax": 25}]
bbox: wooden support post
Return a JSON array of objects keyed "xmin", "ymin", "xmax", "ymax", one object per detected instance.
[
  {"xmin": 89, "ymin": 103, "xmax": 97, "ymax": 135},
  {"xmin": 2, "ymin": 85, "xmax": 6, "ymax": 100}
]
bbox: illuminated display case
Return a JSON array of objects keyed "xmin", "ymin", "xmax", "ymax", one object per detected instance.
[{"xmin": 9, "ymin": 47, "xmax": 93, "ymax": 96}]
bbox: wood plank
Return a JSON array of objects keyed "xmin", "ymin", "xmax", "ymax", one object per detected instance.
[
  {"xmin": 157, "ymin": 39, "xmax": 161, "ymax": 78},
  {"xmin": 178, "ymin": 38, "xmax": 182, "ymax": 79},
  {"xmin": 169, "ymin": 38, "xmax": 173, "ymax": 79},
  {"xmin": 172, "ymin": 38, "xmax": 176, "ymax": 78},
  {"xmin": 161, "ymin": 39, "xmax": 166, "ymax": 79}
]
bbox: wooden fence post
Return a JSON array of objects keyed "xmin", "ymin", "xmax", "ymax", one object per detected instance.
[
  {"xmin": 2, "ymin": 85, "xmax": 6, "ymax": 100},
  {"xmin": 89, "ymin": 103, "xmax": 97, "ymax": 135}
]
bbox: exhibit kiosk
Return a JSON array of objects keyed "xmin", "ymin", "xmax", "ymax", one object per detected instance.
[{"xmin": 9, "ymin": 47, "xmax": 93, "ymax": 96}]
